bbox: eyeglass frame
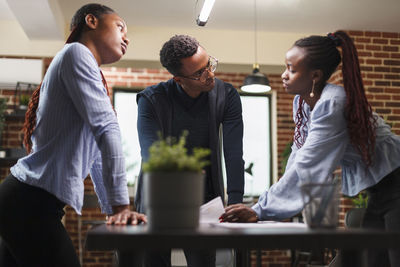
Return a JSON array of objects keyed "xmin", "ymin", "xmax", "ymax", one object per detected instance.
[{"xmin": 178, "ymin": 56, "xmax": 218, "ymax": 81}]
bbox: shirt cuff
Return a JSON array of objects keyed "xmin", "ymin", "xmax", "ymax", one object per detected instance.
[
  {"xmin": 227, "ymin": 192, "xmax": 243, "ymax": 205},
  {"xmin": 106, "ymin": 187, "xmax": 130, "ymax": 207},
  {"xmin": 251, "ymin": 202, "xmax": 262, "ymax": 219}
]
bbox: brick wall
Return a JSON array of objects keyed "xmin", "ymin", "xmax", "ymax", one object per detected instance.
[{"xmin": 0, "ymin": 30, "xmax": 399, "ymax": 267}]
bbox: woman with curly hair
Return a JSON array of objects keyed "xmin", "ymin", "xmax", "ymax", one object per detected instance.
[
  {"xmin": 221, "ymin": 31, "xmax": 400, "ymax": 266},
  {"xmin": 0, "ymin": 3, "xmax": 145, "ymax": 267}
]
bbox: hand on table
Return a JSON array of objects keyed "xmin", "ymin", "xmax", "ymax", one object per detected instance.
[
  {"xmin": 219, "ymin": 203, "xmax": 258, "ymax": 223},
  {"xmin": 107, "ymin": 205, "xmax": 147, "ymax": 225}
]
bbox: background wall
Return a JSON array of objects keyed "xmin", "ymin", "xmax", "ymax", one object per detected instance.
[{"xmin": 0, "ymin": 30, "xmax": 399, "ymax": 266}]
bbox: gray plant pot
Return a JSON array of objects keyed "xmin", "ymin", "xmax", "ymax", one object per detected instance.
[
  {"xmin": 144, "ymin": 172, "xmax": 205, "ymax": 230},
  {"xmin": 344, "ymin": 208, "xmax": 366, "ymax": 228}
]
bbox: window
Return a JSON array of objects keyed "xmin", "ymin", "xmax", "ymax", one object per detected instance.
[
  {"xmin": 239, "ymin": 93, "xmax": 273, "ymax": 197},
  {"xmin": 113, "ymin": 89, "xmax": 141, "ymax": 185},
  {"xmin": 113, "ymin": 88, "xmax": 275, "ymax": 197}
]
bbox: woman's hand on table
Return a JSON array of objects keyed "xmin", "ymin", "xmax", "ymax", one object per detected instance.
[
  {"xmin": 219, "ymin": 203, "xmax": 258, "ymax": 223},
  {"xmin": 107, "ymin": 205, "xmax": 147, "ymax": 225}
]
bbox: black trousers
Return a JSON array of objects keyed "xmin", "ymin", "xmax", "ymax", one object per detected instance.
[
  {"xmin": 144, "ymin": 248, "xmax": 216, "ymax": 267},
  {"xmin": 362, "ymin": 167, "xmax": 400, "ymax": 267},
  {"xmin": 0, "ymin": 175, "xmax": 80, "ymax": 267}
]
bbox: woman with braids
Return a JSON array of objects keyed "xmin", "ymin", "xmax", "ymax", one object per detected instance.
[
  {"xmin": 0, "ymin": 3, "xmax": 145, "ymax": 267},
  {"xmin": 221, "ymin": 31, "xmax": 400, "ymax": 266}
]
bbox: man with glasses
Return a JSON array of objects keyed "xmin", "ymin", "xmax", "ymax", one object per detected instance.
[{"xmin": 135, "ymin": 34, "xmax": 244, "ymax": 267}]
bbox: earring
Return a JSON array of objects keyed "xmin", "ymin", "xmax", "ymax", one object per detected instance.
[{"xmin": 310, "ymin": 80, "xmax": 315, "ymax": 98}]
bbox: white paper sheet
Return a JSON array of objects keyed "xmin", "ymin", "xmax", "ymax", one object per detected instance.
[
  {"xmin": 211, "ymin": 221, "xmax": 307, "ymax": 229},
  {"xmin": 200, "ymin": 196, "xmax": 225, "ymax": 224},
  {"xmin": 199, "ymin": 197, "xmax": 307, "ymax": 229}
]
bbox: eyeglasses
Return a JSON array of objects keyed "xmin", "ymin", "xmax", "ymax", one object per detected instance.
[{"xmin": 179, "ymin": 56, "xmax": 218, "ymax": 82}]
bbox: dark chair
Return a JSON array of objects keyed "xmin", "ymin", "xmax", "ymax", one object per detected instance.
[
  {"xmin": 327, "ymin": 208, "xmax": 366, "ymax": 267},
  {"xmin": 78, "ymin": 194, "xmax": 104, "ymax": 265}
]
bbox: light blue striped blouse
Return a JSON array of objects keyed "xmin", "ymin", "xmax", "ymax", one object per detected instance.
[
  {"xmin": 11, "ymin": 43, "xmax": 128, "ymax": 215},
  {"xmin": 252, "ymin": 83, "xmax": 400, "ymax": 220}
]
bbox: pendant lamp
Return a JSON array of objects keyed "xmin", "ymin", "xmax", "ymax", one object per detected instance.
[{"xmin": 241, "ymin": 0, "xmax": 271, "ymax": 93}]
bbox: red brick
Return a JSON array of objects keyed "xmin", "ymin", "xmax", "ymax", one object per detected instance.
[
  {"xmin": 363, "ymin": 80, "xmax": 373, "ymax": 86},
  {"xmin": 130, "ymin": 68, "xmax": 145, "ymax": 73},
  {"xmin": 375, "ymin": 95, "xmax": 391, "ymax": 100},
  {"xmin": 365, "ymin": 31, "xmax": 381, "ymax": 37},
  {"xmin": 120, "ymin": 75, "xmax": 135, "ymax": 79},
  {"xmin": 392, "ymin": 67, "xmax": 400, "ymax": 73},
  {"xmin": 146, "ymin": 69, "xmax": 162, "ymax": 74},
  {"xmin": 382, "ymin": 32, "xmax": 399, "ymax": 38},
  {"xmin": 375, "ymin": 108, "xmax": 392, "ymax": 114},
  {"xmin": 369, "ymin": 101, "xmax": 384, "ymax": 107},
  {"xmin": 385, "ymin": 74, "xmax": 400, "ymax": 80},
  {"xmin": 375, "ymin": 81, "xmax": 391, "ymax": 86},
  {"xmin": 367, "ymin": 87, "xmax": 384, "ymax": 94},
  {"xmin": 355, "ymin": 44, "xmax": 365, "ymax": 50},
  {"xmin": 383, "ymin": 46, "xmax": 399, "ymax": 52},
  {"xmin": 391, "ymin": 40, "xmax": 400, "ymax": 45},
  {"xmin": 392, "ymin": 53, "xmax": 400, "ymax": 59},
  {"xmin": 358, "ymin": 51, "xmax": 373, "ymax": 57},
  {"xmin": 366, "ymin": 73, "xmax": 383, "ymax": 79},
  {"xmin": 386, "ymin": 102, "xmax": 400, "ymax": 107},
  {"xmin": 387, "ymin": 115, "xmax": 400, "ymax": 120},
  {"xmin": 385, "ymin": 87, "xmax": 400, "ymax": 94},
  {"xmin": 349, "ymin": 30, "xmax": 364, "ymax": 36},
  {"xmin": 361, "ymin": 66, "xmax": 373, "ymax": 72},
  {"xmin": 1, "ymin": 90, "xmax": 15, "ymax": 96},
  {"xmin": 137, "ymin": 76, "xmax": 152, "ymax": 80},
  {"xmin": 373, "ymin": 52, "xmax": 390, "ymax": 58},
  {"xmin": 366, "ymin": 59, "xmax": 382, "ymax": 65},
  {"xmin": 384, "ymin": 60, "xmax": 400, "ymax": 66},
  {"xmin": 356, "ymin": 37, "xmax": 371, "ymax": 43},
  {"xmin": 373, "ymin": 38, "xmax": 389, "ymax": 45},
  {"xmin": 366, "ymin": 45, "xmax": 382, "ymax": 51}
]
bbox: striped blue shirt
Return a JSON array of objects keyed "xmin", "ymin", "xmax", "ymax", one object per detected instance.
[
  {"xmin": 11, "ymin": 43, "xmax": 128, "ymax": 215},
  {"xmin": 253, "ymin": 83, "xmax": 400, "ymax": 220}
]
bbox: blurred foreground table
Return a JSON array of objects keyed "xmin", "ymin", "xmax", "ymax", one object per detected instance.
[{"xmin": 86, "ymin": 222, "xmax": 400, "ymax": 267}]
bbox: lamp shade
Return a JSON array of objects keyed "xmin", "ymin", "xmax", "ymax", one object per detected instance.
[{"xmin": 241, "ymin": 67, "xmax": 271, "ymax": 93}]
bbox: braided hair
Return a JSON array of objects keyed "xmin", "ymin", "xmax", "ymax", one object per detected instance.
[
  {"xmin": 23, "ymin": 4, "xmax": 115, "ymax": 153},
  {"xmin": 293, "ymin": 31, "xmax": 376, "ymax": 166}
]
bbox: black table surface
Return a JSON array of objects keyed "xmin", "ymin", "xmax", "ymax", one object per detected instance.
[{"xmin": 86, "ymin": 223, "xmax": 400, "ymax": 252}]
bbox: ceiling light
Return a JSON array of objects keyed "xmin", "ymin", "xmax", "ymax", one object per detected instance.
[
  {"xmin": 241, "ymin": 0, "xmax": 271, "ymax": 93},
  {"xmin": 197, "ymin": 0, "xmax": 216, "ymax": 26},
  {"xmin": 242, "ymin": 64, "xmax": 271, "ymax": 93}
]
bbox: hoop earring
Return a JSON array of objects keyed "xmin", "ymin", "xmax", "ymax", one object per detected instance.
[{"xmin": 310, "ymin": 80, "xmax": 315, "ymax": 98}]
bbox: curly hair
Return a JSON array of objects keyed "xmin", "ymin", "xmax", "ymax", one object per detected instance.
[
  {"xmin": 159, "ymin": 35, "xmax": 200, "ymax": 76},
  {"xmin": 23, "ymin": 4, "xmax": 115, "ymax": 153},
  {"xmin": 293, "ymin": 31, "xmax": 376, "ymax": 167}
]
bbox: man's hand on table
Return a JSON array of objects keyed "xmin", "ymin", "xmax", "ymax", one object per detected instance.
[
  {"xmin": 107, "ymin": 205, "xmax": 147, "ymax": 225},
  {"xmin": 220, "ymin": 203, "xmax": 258, "ymax": 223}
]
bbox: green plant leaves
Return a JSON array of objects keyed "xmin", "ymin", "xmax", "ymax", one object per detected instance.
[{"xmin": 142, "ymin": 131, "xmax": 210, "ymax": 173}]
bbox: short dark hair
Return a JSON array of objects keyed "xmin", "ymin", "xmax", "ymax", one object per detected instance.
[
  {"xmin": 68, "ymin": 4, "xmax": 115, "ymax": 43},
  {"xmin": 159, "ymin": 35, "xmax": 200, "ymax": 76}
]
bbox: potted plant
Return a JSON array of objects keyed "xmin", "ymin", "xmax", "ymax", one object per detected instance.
[
  {"xmin": 142, "ymin": 131, "xmax": 210, "ymax": 230},
  {"xmin": 17, "ymin": 94, "xmax": 30, "ymax": 115},
  {"xmin": 345, "ymin": 191, "xmax": 368, "ymax": 228}
]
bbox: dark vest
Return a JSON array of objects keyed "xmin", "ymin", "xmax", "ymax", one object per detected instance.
[{"xmin": 134, "ymin": 78, "xmax": 227, "ymax": 213}]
